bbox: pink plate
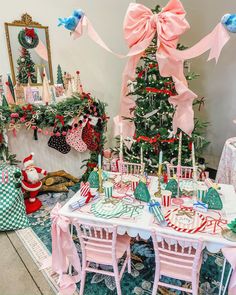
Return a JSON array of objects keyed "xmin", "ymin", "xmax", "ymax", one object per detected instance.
[{"xmin": 165, "ymin": 207, "xmax": 207, "ymax": 234}]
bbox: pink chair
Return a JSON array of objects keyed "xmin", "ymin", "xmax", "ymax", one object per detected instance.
[
  {"xmin": 75, "ymin": 221, "xmax": 131, "ymax": 295},
  {"xmin": 151, "ymin": 231, "xmax": 204, "ymax": 295}
]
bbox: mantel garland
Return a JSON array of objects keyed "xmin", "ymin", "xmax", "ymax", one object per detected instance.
[{"xmin": 0, "ymin": 93, "xmax": 108, "ymax": 179}]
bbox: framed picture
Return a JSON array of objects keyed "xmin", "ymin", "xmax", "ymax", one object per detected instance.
[{"xmin": 31, "ymin": 87, "xmax": 42, "ymax": 102}]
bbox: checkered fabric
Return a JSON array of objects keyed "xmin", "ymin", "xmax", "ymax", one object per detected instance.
[{"xmin": 0, "ymin": 164, "xmax": 29, "ymax": 231}]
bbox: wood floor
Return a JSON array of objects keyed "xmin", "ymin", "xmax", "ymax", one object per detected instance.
[{"xmin": 0, "ymin": 231, "xmax": 55, "ymax": 295}]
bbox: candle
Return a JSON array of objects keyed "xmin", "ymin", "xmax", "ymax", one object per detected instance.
[
  {"xmin": 119, "ymin": 122, "xmax": 123, "ymax": 161},
  {"xmin": 98, "ymin": 154, "xmax": 102, "ymax": 169},
  {"xmin": 177, "ymin": 132, "xmax": 182, "ymax": 167},
  {"xmin": 159, "ymin": 150, "xmax": 163, "ymax": 165}
]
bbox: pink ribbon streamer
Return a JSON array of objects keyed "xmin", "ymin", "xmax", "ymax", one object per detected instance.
[
  {"xmin": 70, "ymin": 0, "xmax": 230, "ymax": 140},
  {"xmin": 50, "ymin": 203, "xmax": 81, "ymax": 295},
  {"xmin": 34, "ymin": 39, "xmax": 48, "ymax": 62},
  {"xmin": 222, "ymin": 247, "xmax": 236, "ymax": 295}
]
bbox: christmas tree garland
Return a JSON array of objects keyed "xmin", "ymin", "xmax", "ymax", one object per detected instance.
[{"xmin": 0, "ymin": 93, "xmax": 108, "ymax": 179}]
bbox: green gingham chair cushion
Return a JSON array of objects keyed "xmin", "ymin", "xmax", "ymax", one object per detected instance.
[{"xmin": 0, "ymin": 164, "xmax": 29, "ymax": 231}]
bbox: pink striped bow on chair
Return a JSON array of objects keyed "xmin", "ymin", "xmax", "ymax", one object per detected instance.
[
  {"xmin": 51, "ymin": 203, "xmax": 81, "ymax": 295},
  {"xmin": 222, "ymin": 247, "xmax": 236, "ymax": 295}
]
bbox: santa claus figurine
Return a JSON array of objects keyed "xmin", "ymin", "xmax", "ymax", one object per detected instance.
[{"xmin": 21, "ymin": 153, "xmax": 47, "ymax": 214}]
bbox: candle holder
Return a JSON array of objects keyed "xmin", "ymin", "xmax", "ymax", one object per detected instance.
[
  {"xmin": 98, "ymin": 168, "xmax": 104, "ymax": 193},
  {"xmin": 154, "ymin": 164, "xmax": 162, "ymax": 197}
]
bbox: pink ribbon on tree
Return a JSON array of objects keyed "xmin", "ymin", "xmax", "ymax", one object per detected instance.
[
  {"xmin": 50, "ymin": 203, "xmax": 81, "ymax": 295},
  {"xmin": 222, "ymin": 247, "xmax": 236, "ymax": 295}
]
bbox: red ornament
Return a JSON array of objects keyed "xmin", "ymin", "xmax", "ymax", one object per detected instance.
[
  {"xmin": 31, "ymin": 126, "xmax": 37, "ymax": 130},
  {"xmin": 188, "ymin": 142, "xmax": 193, "ymax": 151},
  {"xmin": 10, "ymin": 113, "xmax": 19, "ymax": 119},
  {"xmin": 55, "ymin": 131, "xmax": 61, "ymax": 137},
  {"xmin": 76, "ymin": 70, "xmax": 80, "ymax": 74},
  {"xmin": 62, "ymin": 131, "xmax": 67, "ymax": 136},
  {"xmin": 20, "ymin": 117, "xmax": 26, "ymax": 123}
]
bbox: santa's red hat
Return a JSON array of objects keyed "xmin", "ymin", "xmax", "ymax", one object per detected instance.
[{"xmin": 23, "ymin": 153, "xmax": 34, "ymax": 168}]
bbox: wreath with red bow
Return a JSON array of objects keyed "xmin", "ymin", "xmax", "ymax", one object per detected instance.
[{"xmin": 18, "ymin": 28, "xmax": 39, "ymax": 49}]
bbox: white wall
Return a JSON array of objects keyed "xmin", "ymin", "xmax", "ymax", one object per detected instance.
[
  {"xmin": 0, "ymin": 0, "xmax": 132, "ymax": 174},
  {"xmin": 0, "ymin": 0, "xmax": 132, "ymax": 144},
  {"xmin": 139, "ymin": 0, "xmax": 236, "ymax": 169}
]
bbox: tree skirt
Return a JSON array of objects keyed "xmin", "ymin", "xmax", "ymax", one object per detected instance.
[{"xmin": 16, "ymin": 190, "xmax": 230, "ymax": 295}]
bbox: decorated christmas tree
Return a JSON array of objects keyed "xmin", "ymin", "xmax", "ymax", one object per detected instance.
[
  {"xmin": 16, "ymin": 47, "xmax": 37, "ymax": 84},
  {"xmin": 56, "ymin": 64, "xmax": 64, "ymax": 86},
  {"xmin": 116, "ymin": 6, "xmax": 209, "ymax": 174}
]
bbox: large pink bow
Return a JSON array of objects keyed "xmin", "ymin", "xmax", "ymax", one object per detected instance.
[
  {"xmin": 70, "ymin": 0, "xmax": 230, "ymax": 142},
  {"xmin": 222, "ymin": 247, "xmax": 236, "ymax": 295},
  {"xmin": 117, "ymin": 0, "xmax": 230, "ymax": 139},
  {"xmin": 51, "ymin": 203, "xmax": 81, "ymax": 295}
]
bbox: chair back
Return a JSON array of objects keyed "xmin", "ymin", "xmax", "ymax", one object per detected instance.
[
  {"xmin": 167, "ymin": 164, "xmax": 198, "ymax": 180},
  {"xmin": 119, "ymin": 161, "xmax": 145, "ymax": 175},
  {"xmin": 75, "ymin": 221, "xmax": 117, "ymax": 262},
  {"xmin": 152, "ymin": 231, "xmax": 203, "ymax": 275}
]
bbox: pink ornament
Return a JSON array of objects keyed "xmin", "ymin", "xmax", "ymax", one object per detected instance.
[
  {"xmin": 103, "ymin": 149, "xmax": 112, "ymax": 159},
  {"xmin": 10, "ymin": 113, "xmax": 19, "ymax": 119},
  {"xmin": 31, "ymin": 126, "xmax": 37, "ymax": 130},
  {"xmin": 55, "ymin": 131, "xmax": 61, "ymax": 137},
  {"xmin": 20, "ymin": 117, "xmax": 26, "ymax": 123},
  {"xmin": 50, "ymin": 132, "xmax": 54, "ymax": 136},
  {"xmin": 62, "ymin": 131, "xmax": 67, "ymax": 136},
  {"xmin": 94, "ymin": 112, "xmax": 98, "ymax": 116},
  {"xmin": 44, "ymin": 131, "xmax": 49, "ymax": 136},
  {"xmin": 38, "ymin": 128, "xmax": 42, "ymax": 133}
]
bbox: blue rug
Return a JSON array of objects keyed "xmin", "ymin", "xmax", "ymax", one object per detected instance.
[{"xmin": 27, "ymin": 191, "xmax": 230, "ymax": 295}]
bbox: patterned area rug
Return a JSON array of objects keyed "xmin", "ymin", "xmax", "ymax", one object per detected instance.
[{"xmin": 16, "ymin": 191, "xmax": 230, "ymax": 295}]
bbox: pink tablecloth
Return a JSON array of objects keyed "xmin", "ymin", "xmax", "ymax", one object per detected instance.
[{"xmin": 216, "ymin": 137, "xmax": 236, "ymax": 190}]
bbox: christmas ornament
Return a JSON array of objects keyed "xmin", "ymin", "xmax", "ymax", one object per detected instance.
[
  {"xmin": 134, "ymin": 180, "xmax": 151, "ymax": 202},
  {"xmin": 21, "ymin": 153, "xmax": 47, "ymax": 214},
  {"xmin": 82, "ymin": 121, "xmax": 100, "ymax": 151},
  {"xmin": 202, "ymin": 187, "xmax": 223, "ymax": 210},
  {"xmin": 87, "ymin": 168, "xmax": 99, "ymax": 189}
]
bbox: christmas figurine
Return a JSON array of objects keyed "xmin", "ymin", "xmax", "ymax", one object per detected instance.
[{"xmin": 21, "ymin": 153, "xmax": 47, "ymax": 214}]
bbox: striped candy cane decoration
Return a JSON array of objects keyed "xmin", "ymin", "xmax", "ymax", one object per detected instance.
[{"xmin": 80, "ymin": 182, "xmax": 90, "ymax": 196}]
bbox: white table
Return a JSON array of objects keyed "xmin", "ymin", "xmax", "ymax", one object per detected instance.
[
  {"xmin": 216, "ymin": 137, "xmax": 236, "ymax": 190},
  {"xmin": 59, "ymin": 179, "xmax": 236, "ymax": 294}
]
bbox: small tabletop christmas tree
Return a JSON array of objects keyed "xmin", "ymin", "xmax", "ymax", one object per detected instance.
[
  {"xmin": 57, "ymin": 64, "xmax": 64, "ymax": 86},
  {"xmin": 202, "ymin": 187, "xmax": 223, "ymax": 210},
  {"xmin": 165, "ymin": 179, "xmax": 182, "ymax": 198},
  {"xmin": 16, "ymin": 47, "xmax": 37, "ymax": 84},
  {"xmin": 88, "ymin": 168, "xmax": 99, "ymax": 188},
  {"xmin": 134, "ymin": 181, "xmax": 151, "ymax": 202}
]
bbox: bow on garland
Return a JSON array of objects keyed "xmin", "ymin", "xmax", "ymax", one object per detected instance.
[{"xmin": 25, "ymin": 28, "xmax": 36, "ymax": 39}]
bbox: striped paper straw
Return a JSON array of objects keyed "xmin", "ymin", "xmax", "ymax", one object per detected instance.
[{"xmin": 149, "ymin": 200, "xmax": 166, "ymax": 224}]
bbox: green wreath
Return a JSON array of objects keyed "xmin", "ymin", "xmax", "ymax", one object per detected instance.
[{"xmin": 18, "ymin": 29, "xmax": 39, "ymax": 49}]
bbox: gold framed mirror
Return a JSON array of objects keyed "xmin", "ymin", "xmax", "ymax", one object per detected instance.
[{"xmin": 5, "ymin": 13, "xmax": 54, "ymax": 86}]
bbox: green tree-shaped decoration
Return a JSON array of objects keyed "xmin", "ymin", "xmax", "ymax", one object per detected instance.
[
  {"xmin": 202, "ymin": 188, "xmax": 223, "ymax": 210},
  {"xmin": 1, "ymin": 94, "xmax": 8, "ymax": 108},
  {"xmin": 165, "ymin": 179, "xmax": 181, "ymax": 198},
  {"xmin": 16, "ymin": 47, "xmax": 37, "ymax": 84},
  {"xmin": 228, "ymin": 219, "xmax": 236, "ymax": 233},
  {"xmin": 134, "ymin": 181, "xmax": 151, "ymax": 202},
  {"xmin": 87, "ymin": 168, "xmax": 99, "ymax": 188},
  {"xmin": 57, "ymin": 64, "xmax": 64, "ymax": 87}
]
